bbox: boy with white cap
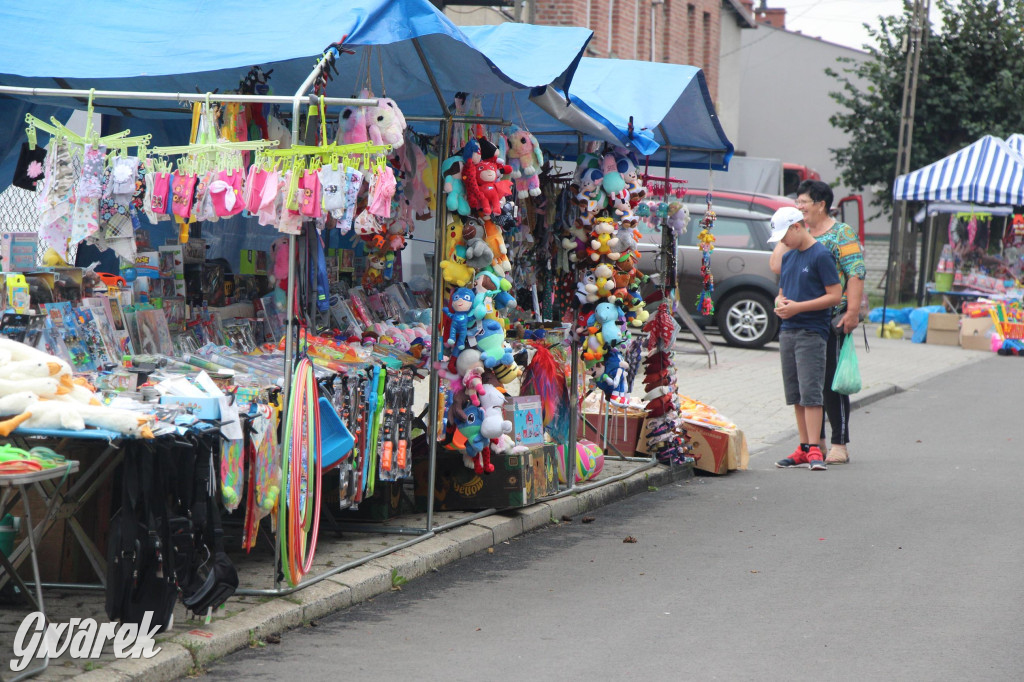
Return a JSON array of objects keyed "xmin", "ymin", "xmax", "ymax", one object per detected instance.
[{"xmin": 768, "ymin": 206, "xmax": 842, "ymax": 470}]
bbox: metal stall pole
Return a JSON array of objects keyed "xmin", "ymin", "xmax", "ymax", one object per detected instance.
[
  {"xmin": 412, "ymin": 37, "xmax": 452, "ymax": 533},
  {"xmin": 563, "ymin": 131, "xmax": 587, "ymax": 493}
]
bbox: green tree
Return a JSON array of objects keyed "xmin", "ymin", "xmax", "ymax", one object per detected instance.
[{"xmin": 828, "ymin": 0, "xmax": 1024, "ymax": 211}]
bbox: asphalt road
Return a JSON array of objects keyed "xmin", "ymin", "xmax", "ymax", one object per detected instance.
[{"xmin": 202, "ymin": 355, "xmax": 1023, "ymax": 681}]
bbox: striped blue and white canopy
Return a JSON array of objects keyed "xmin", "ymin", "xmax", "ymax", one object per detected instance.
[
  {"xmin": 893, "ymin": 135, "xmax": 1024, "ymax": 205},
  {"xmin": 1006, "ymin": 133, "xmax": 1024, "ymax": 157}
]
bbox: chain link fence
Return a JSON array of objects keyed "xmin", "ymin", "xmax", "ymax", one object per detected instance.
[{"xmin": 0, "ymin": 182, "xmax": 78, "ymax": 266}]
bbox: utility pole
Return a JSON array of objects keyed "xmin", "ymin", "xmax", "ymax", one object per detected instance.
[{"xmin": 885, "ymin": 0, "xmax": 929, "ymax": 306}]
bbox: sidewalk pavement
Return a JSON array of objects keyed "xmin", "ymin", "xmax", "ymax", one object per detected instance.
[
  {"xmin": 668, "ymin": 323, "xmax": 991, "ymax": 456},
  {"xmin": 0, "ymin": 323, "xmax": 988, "ymax": 681}
]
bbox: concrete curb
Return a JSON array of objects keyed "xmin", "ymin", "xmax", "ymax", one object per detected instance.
[{"xmin": 82, "ymin": 462, "xmax": 691, "ymax": 680}]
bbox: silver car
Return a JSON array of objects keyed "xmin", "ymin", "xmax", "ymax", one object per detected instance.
[{"xmin": 637, "ymin": 205, "xmax": 780, "ymax": 348}]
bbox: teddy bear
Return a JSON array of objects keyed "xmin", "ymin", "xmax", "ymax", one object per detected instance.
[
  {"xmin": 367, "ymin": 98, "xmax": 406, "ymax": 149},
  {"xmin": 441, "ymin": 156, "xmax": 471, "ymax": 216},
  {"xmin": 478, "ymin": 384, "xmax": 512, "ymax": 452},
  {"xmin": 507, "ymin": 127, "xmax": 543, "ymax": 199},
  {"xmin": 476, "ymin": 319, "xmax": 514, "ymax": 369},
  {"xmin": 451, "ymin": 401, "xmax": 492, "ymax": 474}
]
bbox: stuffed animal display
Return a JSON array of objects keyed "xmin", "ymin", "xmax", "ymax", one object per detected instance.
[
  {"xmin": 0, "ymin": 339, "xmax": 155, "ymax": 438},
  {"xmin": 555, "ymin": 144, "xmax": 652, "ymax": 400},
  {"xmin": 441, "ymin": 131, "xmax": 531, "ymax": 472}
]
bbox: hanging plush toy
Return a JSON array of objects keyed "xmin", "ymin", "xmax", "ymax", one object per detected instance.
[
  {"xmin": 367, "ymin": 98, "xmax": 407, "ymax": 148},
  {"xmin": 476, "ymin": 319, "xmax": 514, "ymax": 369},
  {"xmin": 508, "ymin": 127, "xmax": 543, "ymax": 199},
  {"xmin": 439, "ymin": 253, "xmax": 475, "ymax": 287},
  {"xmin": 482, "ymin": 219, "xmax": 512, "ymax": 276},
  {"xmin": 474, "ymin": 149, "xmax": 514, "ymax": 217},
  {"xmin": 595, "ymin": 348, "xmax": 629, "ymax": 404},
  {"xmin": 461, "ymin": 222, "xmax": 495, "ymax": 271},
  {"xmin": 461, "ymin": 139, "xmax": 484, "ymax": 211},
  {"xmin": 441, "ymin": 156, "xmax": 471, "ymax": 216},
  {"xmin": 452, "ymin": 402, "xmax": 492, "ymax": 474},
  {"xmin": 590, "ymin": 301, "xmax": 623, "ymax": 346},
  {"xmin": 589, "ymin": 217, "xmax": 622, "ymax": 262},
  {"xmin": 338, "ymin": 94, "xmax": 370, "ymax": 145},
  {"xmin": 444, "ymin": 288, "xmax": 475, "ymax": 353}
]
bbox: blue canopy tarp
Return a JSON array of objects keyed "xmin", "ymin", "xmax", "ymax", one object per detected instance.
[
  {"xmin": 893, "ymin": 135, "xmax": 1024, "ymax": 205},
  {"xmin": 0, "ymin": 0, "xmax": 591, "ymax": 184},
  {"xmin": 524, "ymin": 57, "xmax": 733, "ymax": 169}
]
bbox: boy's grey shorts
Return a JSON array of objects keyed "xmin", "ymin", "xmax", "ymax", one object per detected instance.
[{"xmin": 779, "ymin": 329, "xmax": 827, "ymax": 407}]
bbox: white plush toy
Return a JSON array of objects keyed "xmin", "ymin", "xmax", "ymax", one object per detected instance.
[
  {"xmin": 0, "ymin": 392, "xmax": 86, "ymax": 435},
  {"xmin": 0, "ymin": 338, "xmax": 71, "ymax": 377},
  {"xmin": 0, "ymin": 377, "xmax": 69, "ymax": 400}
]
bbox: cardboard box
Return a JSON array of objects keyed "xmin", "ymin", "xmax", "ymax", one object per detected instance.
[
  {"xmin": 505, "ymin": 395, "xmax": 544, "ymax": 445},
  {"xmin": 414, "ymin": 443, "xmax": 557, "ymax": 511},
  {"xmin": 159, "ymin": 395, "xmax": 220, "ymax": 420},
  {"xmin": 578, "ymin": 411, "xmax": 642, "ymax": 458},
  {"xmin": 927, "ymin": 312, "xmax": 960, "ymax": 346},
  {"xmin": 683, "ymin": 420, "xmax": 749, "ymax": 474},
  {"xmin": 960, "ymin": 316, "xmax": 995, "ymax": 351}
]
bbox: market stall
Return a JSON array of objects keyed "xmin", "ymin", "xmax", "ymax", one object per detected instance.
[
  {"xmin": 892, "ymin": 135, "xmax": 1024, "ymax": 349},
  {"xmin": 0, "ymin": 4, "xmax": 750, "ymax": 656},
  {"xmin": 0, "ymin": 0, "xmax": 606, "ymax": 638}
]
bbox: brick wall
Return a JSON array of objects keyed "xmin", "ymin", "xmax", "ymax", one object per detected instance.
[{"xmin": 533, "ymin": 0, "xmax": 722, "ymax": 102}]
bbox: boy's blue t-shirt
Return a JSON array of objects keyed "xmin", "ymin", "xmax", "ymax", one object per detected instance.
[{"xmin": 779, "ymin": 241, "xmax": 841, "ymax": 338}]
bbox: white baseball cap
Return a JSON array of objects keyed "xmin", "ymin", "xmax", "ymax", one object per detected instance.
[{"xmin": 767, "ymin": 206, "xmax": 805, "ymax": 243}]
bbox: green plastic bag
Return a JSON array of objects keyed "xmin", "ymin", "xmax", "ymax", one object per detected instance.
[{"xmin": 831, "ymin": 333, "xmax": 861, "ymax": 395}]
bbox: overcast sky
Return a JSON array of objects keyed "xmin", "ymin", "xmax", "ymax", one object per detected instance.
[{"xmin": 782, "ymin": 0, "xmax": 954, "ymax": 51}]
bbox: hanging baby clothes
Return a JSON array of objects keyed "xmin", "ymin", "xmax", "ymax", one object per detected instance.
[
  {"xmin": 171, "ymin": 171, "xmax": 198, "ymax": 220},
  {"xmin": 367, "ymin": 164, "xmax": 395, "ymax": 218},
  {"xmin": 149, "ymin": 170, "xmax": 172, "ymax": 217},
  {"xmin": 338, "ymin": 166, "xmax": 363, "ymax": 233},
  {"xmin": 107, "ymin": 156, "xmax": 138, "ymax": 204},
  {"xmin": 209, "ymin": 169, "xmax": 245, "ymax": 217},
  {"xmin": 297, "ymin": 170, "xmax": 322, "ymax": 218},
  {"xmin": 37, "ymin": 141, "xmax": 77, "ymax": 259},
  {"xmin": 70, "ymin": 144, "xmax": 105, "ymax": 245},
  {"xmin": 318, "ymin": 166, "xmax": 345, "ymax": 219},
  {"xmin": 194, "ymin": 171, "xmax": 220, "ymax": 222},
  {"xmin": 141, "ymin": 159, "xmax": 167, "ymax": 224},
  {"xmin": 276, "ymin": 171, "xmax": 302, "ymax": 235},
  {"xmin": 256, "ymin": 170, "xmax": 280, "ymax": 226}
]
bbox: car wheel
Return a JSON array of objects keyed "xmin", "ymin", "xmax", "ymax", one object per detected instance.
[{"xmin": 716, "ymin": 291, "xmax": 778, "ymax": 348}]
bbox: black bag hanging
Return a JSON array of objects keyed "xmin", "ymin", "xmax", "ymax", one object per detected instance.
[
  {"xmin": 104, "ymin": 440, "xmax": 179, "ymax": 632},
  {"xmin": 181, "ymin": 429, "xmax": 238, "ymax": 615}
]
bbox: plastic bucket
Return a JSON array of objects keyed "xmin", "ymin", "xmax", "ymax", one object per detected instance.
[
  {"xmin": 935, "ymin": 272, "xmax": 954, "ymax": 291},
  {"xmin": 318, "ymin": 397, "xmax": 354, "ymax": 470}
]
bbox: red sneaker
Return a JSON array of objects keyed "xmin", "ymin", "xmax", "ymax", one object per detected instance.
[
  {"xmin": 776, "ymin": 446, "xmax": 809, "ymax": 468},
  {"xmin": 807, "ymin": 446, "xmax": 827, "ymax": 471}
]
